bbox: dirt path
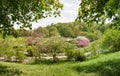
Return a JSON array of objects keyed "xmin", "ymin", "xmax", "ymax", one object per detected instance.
[{"xmin": 41, "ymin": 56, "xmax": 67, "ymax": 59}]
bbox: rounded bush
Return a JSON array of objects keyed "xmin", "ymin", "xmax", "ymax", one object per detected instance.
[
  {"xmin": 74, "ymin": 50, "xmax": 86, "ymax": 61},
  {"xmin": 101, "ymin": 29, "xmax": 120, "ymax": 52},
  {"xmin": 65, "ymin": 49, "xmax": 86, "ymax": 61},
  {"xmin": 65, "ymin": 50, "xmax": 75, "ymax": 60},
  {"xmin": 76, "ymin": 36, "xmax": 90, "ymax": 47}
]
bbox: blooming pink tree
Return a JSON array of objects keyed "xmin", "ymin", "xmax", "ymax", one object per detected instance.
[{"xmin": 76, "ymin": 36, "xmax": 90, "ymax": 47}]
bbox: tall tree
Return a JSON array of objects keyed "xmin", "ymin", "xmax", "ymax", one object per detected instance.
[
  {"xmin": 57, "ymin": 25, "xmax": 74, "ymax": 37},
  {"xmin": 77, "ymin": 0, "xmax": 120, "ymax": 29},
  {"xmin": 48, "ymin": 26, "xmax": 60, "ymax": 37},
  {"xmin": 0, "ymin": 0, "xmax": 63, "ymax": 36}
]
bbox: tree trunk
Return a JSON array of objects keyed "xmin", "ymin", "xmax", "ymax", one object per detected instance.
[{"xmin": 53, "ymin": 54, "xmax": 57, "ymax": 62}]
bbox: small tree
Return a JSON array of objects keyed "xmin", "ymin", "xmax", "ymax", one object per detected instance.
[
  {"xmin": 45, "ymin": 37, "xmax": 66, "ymax": 62},
  {"xmin": 35, "ymin": 36, "xmax": 72, "ymax": 62}
]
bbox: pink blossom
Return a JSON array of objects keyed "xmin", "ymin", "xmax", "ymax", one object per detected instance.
[{"xmin": 76, "ymin": 36, "xmax": 90, "ymax": 47}]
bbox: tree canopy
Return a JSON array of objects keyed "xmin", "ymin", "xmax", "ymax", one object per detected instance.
[
  {"xmin": 0, "ymin": 0, "xmax": 63, "ymax": 36},
  {"xmin": 77, "ymin": 0, "xmax": 120, "ymax": 28}
]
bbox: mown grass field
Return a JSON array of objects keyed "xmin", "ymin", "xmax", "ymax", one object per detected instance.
[{"xmin": 0, "ymin": 51, "xmax": 120, "ymax": 76}]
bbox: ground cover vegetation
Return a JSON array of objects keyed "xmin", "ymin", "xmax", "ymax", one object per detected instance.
[{"xmin": 0, "ymin": 50, "xmax": 120, "ymax": 76}]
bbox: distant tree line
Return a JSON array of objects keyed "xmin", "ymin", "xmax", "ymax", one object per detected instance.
[{"xmin": 10, "ymin": 22, "xmax": 110, "ymax": 42}]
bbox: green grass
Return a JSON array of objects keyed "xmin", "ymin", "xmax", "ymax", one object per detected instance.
[{"xmin": 1, "ymin": 51, "xmax": 120, "ymax": 76}]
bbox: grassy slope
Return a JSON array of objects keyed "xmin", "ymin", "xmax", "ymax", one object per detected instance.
[{"xmin": 0, "ymin": 51, "xmax": 120, "ymax": 76}]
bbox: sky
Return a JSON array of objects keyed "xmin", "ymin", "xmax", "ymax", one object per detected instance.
[
  {"xmin": 14, "ymin": 0, "xmax": 111, "ymax": 29},
  {"xmin": 31, "ymin": 0, "xmax": 80, "ymax": 29}
]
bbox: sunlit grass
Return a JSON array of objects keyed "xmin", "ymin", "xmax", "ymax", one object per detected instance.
[{"xmin": 1, "ymin": 51, "xmax": 120, "ymax": 76}]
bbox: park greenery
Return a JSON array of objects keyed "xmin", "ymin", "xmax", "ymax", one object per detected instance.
[
  {"xmin": 0, "ymin": 0, "xmax": 120, "ymax": 76},
  {"xmin": 0, "ymin": 0, "xmax": 63, "ymax": 37}
]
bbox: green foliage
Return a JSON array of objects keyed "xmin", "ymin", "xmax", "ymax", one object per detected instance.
[
  {"xmin": 86, "ymin": 30, "xmax": 103, "ymax": 41},
  {"xmin": 5, "ymin": 50, "xmax": 16, "ymax": 61},
  {"xmin": 26, "ymin": 46, "xmax": 34, "ymax": 57},
  {"xmin": 2, "ymin": 46, "xmax": 120, "ymax": 76},
  {"xmin": 34, "ymin": 22, "xmax": 107, "ymax": 40},
  {"xmin": 65, "ymin": 49, "xmax": 86, "ymax": 61},
  {"xmin": 74, "ymin": 50, "xmax": 86, "ymax": 61},
  {"xmin": 30, "ymin": 45, "xmax": 41, "ymax": 60},
  {"xmin": 45, "ymin": 37, "xmax": 69, "ymax": 61},
  {"xmin": 77, "ymin": 0, "xmax": 120, "ymax": 26},
  {"xmin": 74, "ymin": 51, "xmax": 120, "ymax": 76},
  {"xmin": 65, "ymin": 50, "xmax": 75, "ymax": 60},
  {"xmin": 0, "ymin": 37, "xmax": 27, "ymax": 62},
  {"xmin": 0, "ymin": 38, "xmax": 15, "ymax": 61},
  {"xmin": 34, "ymin": 37, "xmax": 71, "ymax": 61},
  {"xmin": 57, "ymin": 25, "xmax": 75, "ymax": 37},
  {"xmin": 35, "ymin": 27, "xmax": 49, "ymax": 37},
  {"xmin": 0, "ymin": 0, "xmax": 63, "ymax": 36},
  {"xmin": 85, "ymin": 40, "xmax": 102, "ymax": 56},
  {"xmin": 101, "ymin": 29, "xmax": 120, "ymax": 52},
  {"xmin": 48, "ymin": 26, "xmax": 60, "ymax": 37},
  {"xmin": 14, "ymin": 46, "xmax": 26, "ymax": 62},
  {"xmin": 16, "ymin": 51, "xmax": 26, "ymax": 63},
  {"xmin": 96, "ymin": 24, "xmax": 110, "ymax": 33}
]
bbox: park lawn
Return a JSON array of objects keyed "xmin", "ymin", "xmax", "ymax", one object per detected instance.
[{"xmin": 0, "ymin": 51, "xmax": 120, "ymax": 76}]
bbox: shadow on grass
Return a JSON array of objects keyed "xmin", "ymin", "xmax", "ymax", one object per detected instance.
[
  {"xmin": 30, "ymin": 59, "xmax": 74, "ymax": 65},
  {"xmin": 73, "ymin": 58, "xmax": 120, "ymax": 76},
  {"xmin": 0, "ymin": 64, "xmax": 22, "ymax": 76}
]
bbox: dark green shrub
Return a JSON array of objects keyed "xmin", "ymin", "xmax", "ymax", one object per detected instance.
[
  {"xmin": 26, "ymin": 46, "xmax": 34, "ymax": 57},
  {"xmin": 86, "ymin": 30, "xmax": 102, "ymax": 41},
  {"xmin": 101, "ymin": 29, "xmax": 120, "ymax": 52},
  {"xmin": 79, "ymin": 31, "xmax": 88, "ymax": 36},
  {"xmin": 16, "ymin": 51, "xmax": 26, "ymax": 63},
  {"xmin": 65, "ymin": 49, "xmax": 86, "ymax": 61},
  {"xmin": 65, "ymin": 50, "xmax": 75, "ymax": 60},
  {"xmin": 0, "ymin": 39, "xmax": 15, "ymax": 61},
  {"xmin": 0, "ymin": 37, "xmax": 27, "ymax": 62},
  {"xmin": 86, "ymin": 33, "xmax": 95, "ymax": 41},
  {"xmin": 86, "ymin": 40, "xmax": 102, "ymax": 55},
  {"xmin": 14, "ymin": 46, "xmax": 26, "ymax": 62},
  {"xmin": 27, "ymin": 45, "xmax": 40, "ymax": 60},
  {"xmin": 74, "ymin": 50, "xmax": 86, "ymax": 61},
  {"xmin": 5, "ymin": 50, "xmax": 16, "ymax": 61}
]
